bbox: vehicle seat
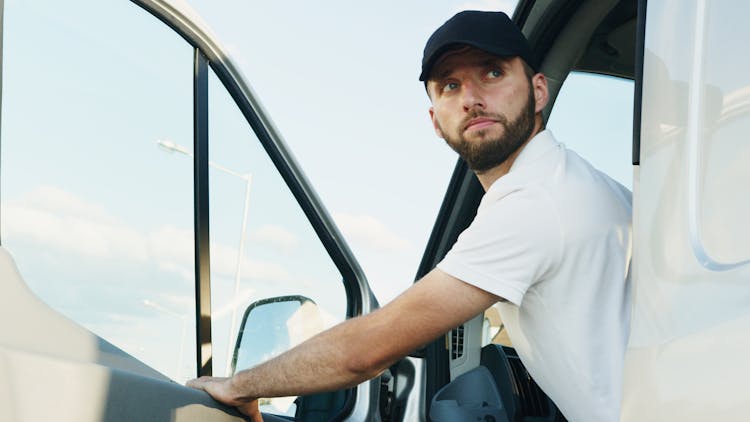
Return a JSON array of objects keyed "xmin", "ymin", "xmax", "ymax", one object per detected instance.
[{"xmin": 429, "ymin": 343, "xmax": 567, "ymax": 421}]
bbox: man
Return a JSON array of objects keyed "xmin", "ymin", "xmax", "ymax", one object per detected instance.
[{"xmin": 188, "ymin": 11, "xmax": 632, "ymax": 422}]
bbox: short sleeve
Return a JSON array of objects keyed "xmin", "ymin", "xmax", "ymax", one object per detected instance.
[{"xmin": 436, "ymin": 187, "xmax": 563, "ymax": 306}]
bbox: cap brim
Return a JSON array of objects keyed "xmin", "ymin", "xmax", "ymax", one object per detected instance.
[{"xmin": 419, "ymin": 41, "xmax": 519, "ymax": 81}]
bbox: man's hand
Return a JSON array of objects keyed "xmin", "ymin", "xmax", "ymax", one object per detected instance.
[{"xmin": 187, "ymin": 376, "xmax": 262, "ymax": 422}]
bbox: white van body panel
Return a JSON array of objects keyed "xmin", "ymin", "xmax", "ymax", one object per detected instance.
[{"xmin": 623, "ymin": 0, "xmax": 750, "ymax": 420}]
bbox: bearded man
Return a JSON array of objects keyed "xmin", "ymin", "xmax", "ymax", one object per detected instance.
[{"xmin": 189, "ymin": 11, "xmax": 632, "ymax": 422}]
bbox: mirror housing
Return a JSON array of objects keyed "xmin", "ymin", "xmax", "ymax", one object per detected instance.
[
  {"xmin": 231, "ymin": 295, "xmax": 323, "ymax": 375},
  {"xmin": 230, "ymin": 295, "xmax": 351, "ymax": 420}
]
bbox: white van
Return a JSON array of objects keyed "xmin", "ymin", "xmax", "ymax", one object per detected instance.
[{"xmin": 0, "ymin": 0, "xmax": 747, "ymax": 421}]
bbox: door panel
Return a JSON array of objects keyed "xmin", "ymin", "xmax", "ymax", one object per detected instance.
[{"xmin": 0, "ymin": 347, "xmax": 245, "ymax": 422}]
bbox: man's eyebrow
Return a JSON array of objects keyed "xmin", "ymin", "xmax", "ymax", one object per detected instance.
[
  {"xmin": 432, "ymin": 56, "xmax": 513, "ymax": 81},
  {"xmin": 430, "ymin": 61, "xmax": 458, "ymax": 81},
  {"xmin": 434, "ymin": 67, "xmax": 454, "ymax": 80}
]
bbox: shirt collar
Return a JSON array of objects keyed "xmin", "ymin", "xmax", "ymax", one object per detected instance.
[
  {"xmin": 508, "ymin": 129, "xmax": 560, "ymax": 171},
  {"xmin": 479, "ymin": 130, "xmax": 561, "ymax": 209}
]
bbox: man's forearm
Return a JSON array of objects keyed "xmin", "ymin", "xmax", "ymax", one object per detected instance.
[
  {"xmin": 189, "ymin": 270, "xmax": 500, "ymax": 408},
  {"xmin": 225, "ymin": 314, "xmax": 387, "ymax": 402}
]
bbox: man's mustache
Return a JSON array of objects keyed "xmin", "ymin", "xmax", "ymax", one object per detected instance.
[{"xmin": 461, "ymin": 110, "xmax": 508, "ymax": 131}]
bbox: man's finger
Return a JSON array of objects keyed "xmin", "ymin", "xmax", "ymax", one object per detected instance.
[
  {"xmin": 185, "ymin": 377, "xmax": 208, "ymax": 390},
  {"xmin": 237, "ymin": 400, "xmax": 263, "ymax": 422}
]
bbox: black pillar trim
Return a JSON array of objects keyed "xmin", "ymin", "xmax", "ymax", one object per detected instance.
[
  {"xmin": 633, "ymin": 0, "xmax": 647, "ymax": 165},
  {"xmin": 0, "ymin": 0, "xmax": 5, "ymax": 245},
  {"xmin": 193, "ymin": 48, "xmax": 212, "ymax": 377}
]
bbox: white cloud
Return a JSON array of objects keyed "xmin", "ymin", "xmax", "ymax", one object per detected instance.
[
  {"xmin": 330, "ymin": 212, "xmax": 423, "ymax": 304},
  {"xmin": 4, "ymin": 188, "xmax": 148, "ymax": 262},
  {"xmin": 210, "ymin": 240, "xmax": 291, "ymax": 283},
  {"xmin": 355, "ymin": 248, "xmax": 422, "ymax": 305},
  {"xmin": 157, "ymin": 293, "xmax": 195, "ymax": 315},
  {"xmin": 18, "ymin": 185, "xmax": 118, "ymax": 224},
  {"xmin": 148, "ymin": 225, "xmax": 194, "ymax": 275},
  {"xmin": 333, "ymin": 212, "xmax": 414, "ymax": 254},
  {"xmin": 156, "ymin": 261, "xmax": 194, "ymax": 283},
  {"xmin": 456, "ymin": 0, "xmax": 518, "ymax": 14},
  {"xmin": 249, "ymin": 224, "xmax": 299, "ymax": 253},
  {"xmin": 3, "ymin": 185, "xmax": 292, "ymax": 284},
  {"xmin": 212, "ymin": 287, "xmax": 256, "ymax": 319}
]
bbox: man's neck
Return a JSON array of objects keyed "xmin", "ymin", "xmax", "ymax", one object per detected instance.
[{"xmin": 475, "ymin": 123, "xmax": 543, "ymax": 191}]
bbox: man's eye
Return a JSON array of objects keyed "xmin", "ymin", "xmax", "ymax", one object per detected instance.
[
  {"xmin": 488, "ymin": 69, "xmax": 502, "ymax": 78},
  {"xmin": 443, "ymin": 82, "xmax": 459, "ymax": 92}
]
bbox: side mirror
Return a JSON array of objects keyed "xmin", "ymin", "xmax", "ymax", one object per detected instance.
[
  {"xmin": 231, "ymin": 295, "xmax": 348, "ymax": 419},
  {"xmin": 231, "ymin": 295, "xmax": 324, "ymax": 375}
]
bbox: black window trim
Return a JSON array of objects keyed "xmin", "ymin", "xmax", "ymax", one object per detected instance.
[
  {"xmin": 0, "ymin": 0, "xmax": 5, "ymax": 245},
  {"xmin": 632, "ymin": 0, "xmax": 647, "ymax": 165},
  {"xmin": 193, "ymin": 48, "xmax": 212, "ymax": 377}
]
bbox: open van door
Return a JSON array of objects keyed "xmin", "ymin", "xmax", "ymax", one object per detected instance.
[{"xmin": 0, "ymin": 0, "xmax": 380, "ymax": 420}]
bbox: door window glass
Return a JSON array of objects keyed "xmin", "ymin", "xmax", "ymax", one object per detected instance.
[
  {"xmin": 1, "ymin": 0, "xmax": 195, "ymax": 382},
  {"xmin": 206, "ymin": 70, "xmax": 347, "ymax": 416},
  {"xmin": 548, "ymin": 71, "xmax": 634, "ymax": 190},
  {"xmin": 695, "ymin": 3, "xmax": 750, "ymax": 263}
]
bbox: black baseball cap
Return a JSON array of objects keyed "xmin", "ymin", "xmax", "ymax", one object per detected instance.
[{"xmin": 419, "ymin": 10, "xmax": 538, "ymax": 81}]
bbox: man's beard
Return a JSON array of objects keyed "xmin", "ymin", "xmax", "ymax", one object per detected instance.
[{"xmin": 440, "ymin": 85, "xmax": 536, "ymax": 173}]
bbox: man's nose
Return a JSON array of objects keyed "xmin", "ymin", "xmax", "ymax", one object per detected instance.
[{"xmin": 461, "ymin": 80, "xmax": 485, "ymax": 111}]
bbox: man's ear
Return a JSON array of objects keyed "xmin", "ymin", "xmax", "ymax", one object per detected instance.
[
  {"xmin": 429, "ymin": 107, "xmax": 444, "ymax": 138},
  {"xmin": 532, "ymin": 73, "xmax": 549, "ymax": 113}
]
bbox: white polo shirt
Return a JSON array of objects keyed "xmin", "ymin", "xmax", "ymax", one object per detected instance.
[{"xmin": 437, "ymin": 130, "xmax": 632, "ymax": 422}]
